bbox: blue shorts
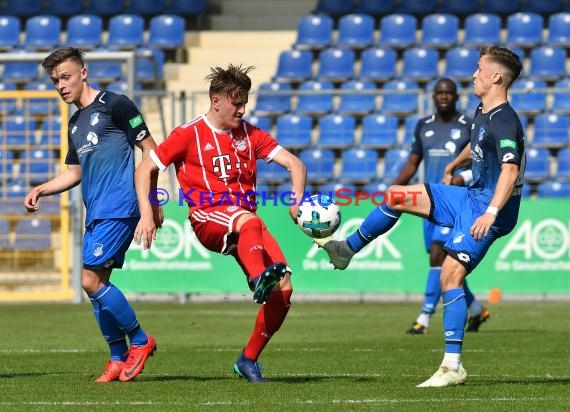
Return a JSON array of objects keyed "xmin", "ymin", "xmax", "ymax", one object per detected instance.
[
  {"xmin": 422, "ymin": 219, "xmax": 451, "ymax": 252},
  {"xmin": 426, "ymin": 183, "xmax": 500, "ymax": 273},
  {"xmin": 83, "ymin": 217, "xmax": 138, "ymax": 271}
]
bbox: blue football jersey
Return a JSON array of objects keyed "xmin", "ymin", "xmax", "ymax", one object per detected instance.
[
  {"xmin": 411, "ymin": 113, "xmax": 472, "ymax": 183},
  {"xmin": 66, "ymin": 91, "xmax": 150, "ymax": 226},
  {"xmin": 470, "ymin": 102, "xmax": 525, "ymax": 232}
]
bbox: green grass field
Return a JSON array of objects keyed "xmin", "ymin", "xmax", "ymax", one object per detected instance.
[{"xmin": 1, "ymin": 300, "xmax": 569, "ymax": 411}]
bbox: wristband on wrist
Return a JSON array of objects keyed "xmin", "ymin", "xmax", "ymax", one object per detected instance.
[{"xmin": 486, "ymin": 206, "xmax": 499, "ymax": 216}]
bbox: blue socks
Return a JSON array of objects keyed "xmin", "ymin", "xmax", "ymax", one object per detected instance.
[
  {"xmin": 347, "ymin": 204, "xmax": 401, "ymax": 252},
  {"xmin": 89, "ymin": 282, "xmax": 148, "ymax": 356},
  {"xmin": 421, "ymin": 267, "xmax": 441, "ymax": 314},
  {"xmin": 442, "ymin": 288, "xmax": 467, "ymax": 354}
]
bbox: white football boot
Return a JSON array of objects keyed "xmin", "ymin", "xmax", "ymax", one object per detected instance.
[
  {"xmin": 416, "ymin": 364, "xmax": 467, "ymax": 388},
  {"xmin": 313, "ymin": 238, "xmax": 355, "ymax": 270}
]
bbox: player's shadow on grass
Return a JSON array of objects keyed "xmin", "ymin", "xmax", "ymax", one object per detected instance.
[
  {"xmin": 142, "ymin": 375, "xmax": 338, "ymax": 383},
  {"xmin": 0, "ymin": 372, "xmax": 61, "ymax": 379},
  {"xmin": 473, "ymin": 377, "xmax": 570, "ymax": 385}
]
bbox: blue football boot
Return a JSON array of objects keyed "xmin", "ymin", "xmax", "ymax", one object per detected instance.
[
  {"xmin": 233, "ymin": 353, "xmax": 267, "ymax": 383},
  {"xmin": 250, "ymin": 262, "xmax": 288, "ymax": 304}
]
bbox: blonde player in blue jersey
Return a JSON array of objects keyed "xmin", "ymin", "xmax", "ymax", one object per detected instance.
[
  {"xmin": 316, "ymin": 46, "xmax": 525, "ymax": 387},
  {"xmin": 24, "ymin": 47, "xmax": 161, "ymax": 383},
  {"xmin": 396, "ymin": 78, "xmax": 489, "ymax": 335}
]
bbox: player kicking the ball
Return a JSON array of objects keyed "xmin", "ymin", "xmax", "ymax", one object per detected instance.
[
  {"xmin": 134, "ymin": 64, "xmax": 307, "ymax": 382},
  {"xmin": 316, "ymin": 46, "xmax": 525, "ymax": 387}
]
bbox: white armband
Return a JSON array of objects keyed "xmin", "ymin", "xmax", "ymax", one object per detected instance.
[
  {"xmin": 486, "ymin": 206, "xmax": 499, "ymax": 216},
  {"xmin": 458, "ymin": 169, "xmax": 473, "ymax": 186}
]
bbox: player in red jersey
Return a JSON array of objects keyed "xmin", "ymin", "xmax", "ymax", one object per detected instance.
[{"xmin": 134, "ymin": 64, "xmax": 307, "ymax": 382}]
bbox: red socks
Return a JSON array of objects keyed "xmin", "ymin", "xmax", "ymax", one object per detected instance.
[
  {"xmin": 237, "ymin": 218, "xmax": 267, "ymax": 278},
  {"xmin": 243, "ymin": 289, "xmax": 292, "ymax": 360}
]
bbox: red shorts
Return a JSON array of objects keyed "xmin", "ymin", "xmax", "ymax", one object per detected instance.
[{"xmin": 189, "ymin": 206, "xmax": 287, "ymax": 277}]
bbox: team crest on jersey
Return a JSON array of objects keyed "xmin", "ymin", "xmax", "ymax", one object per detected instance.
[
  {"xmin": 234, "ymin": 138, "xmax": 247, "ymax": 151},
  {"xmin": 90, "ymin": 113, "xmax": 100, "ymax": 126},
  {"xmin": 478, "ymin": 127, "xmax": 486, "ymax": 141},
  {"xmin": 450, "ymin": 129, "xmax": 461, "ymax": 140},
  {"xmin": 93, "ymin": 243, "xmax": 104, "ymax": 257}
]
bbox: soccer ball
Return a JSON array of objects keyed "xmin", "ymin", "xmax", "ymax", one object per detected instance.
[{"xmin": 297, "ymin": 194, "xmax": 341, "ymax": 239}]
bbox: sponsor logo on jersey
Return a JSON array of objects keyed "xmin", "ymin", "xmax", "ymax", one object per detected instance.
[
  {"xmin": 103, "ymin": 259, "xmax": 115, "ymax": 268},
  {"xmin": 129, "ymin": 114, "xmax": 144, "ymax": 128},
  {"xmin": 500, "ymin": 139, "xmax": 517, "ymax": 149},
  {"xmin": 453, "ymin": 232, "xmax": 465, "ymax": 244},
  {"xmin": 457, "ymin": 252, "xmax": 471, "ymax": 263},
  {"xmin": 87, "ymin": 131, "xmax": 98, "ymax": 145},
  {"xmin": 93, "ymin": 243, "xmax": 104, "ymax": 257},
  {"xmin": 71, "ymin": 125, "xmax": 77, "ymax": 134},
  {"xmin": 425, "ymin": 130, "xmax": 434, "ymax": 137},
  {"xmin": 90, "ymin": 112, "xmax": 99, "ymax": 126},
  {"xmin": 502, "ymin": 153, "xmax": 516, "ymax": 162},
  {"xmin": 204, "ymin": 143, "xmax": 214, "ymax": 151}
]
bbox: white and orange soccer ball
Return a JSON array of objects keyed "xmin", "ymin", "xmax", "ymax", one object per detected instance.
[{"xmin": 297, "ymin": 194, "xmax": 341, "ymax": 239}]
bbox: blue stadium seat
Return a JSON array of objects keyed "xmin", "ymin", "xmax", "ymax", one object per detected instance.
[
  {"xmin": 381, "ymin": 80, "xmax": 419, "ymax": 116},
  {"xmin": 382, "ymin": 148, "xmax": 409, "ymax": 180},
  {"xmin": 126, "ymin": 0, "xmax": 165, "ymax": 15},
  {"xmin": 556, "ymin": 147, "xmax": 570, "ymax": 179},
  {"xmin": 254, "ymin": 182, "xmax": 270, "ymax": 196},
  {"xmin": 245, "ymin": 115, "xmax": 272, "ymax": 132},
  {"xmin": 0, "ymin": 82, "xmax": 18, "ymax": 113},
  {"xmin": 13, "ymin": 218, "xmax": 52, "ymax": 250},
  {"xmin": 299, "ymin": 148, "xmax": 336, "ymax": 182},
  {"xmin": 360, "ymin": 113, "xmax": 399, "ymax": 148},
  {"xmin": 106, "ymin": 81, "xmax": 143, "ymax": 106},
  {"xmin": 463, "ymin": 13, "xmax": 501, "ymax": 47},
  {"xmin": 397, "ymin": 0, "xmax": 437, "ymax": 15},
  {"xmin": 164, "ymin": 0, "xmax": 206, "ymax": 15},
  {"xmin": 510, "ymin": 79, "xmax": 547, "ymax": 116},
  {"xmin": 24, "ymin": 15, "xmax": 61, "ymax": 50},
  {"xmin": 536, "ymin": 179, "xmax": 570, "ymax": 197},
  {"xmin": 420, "ymin": 13, "xmax": 459, "ymax": 48},
  {"xmin": 23, "ymin": 81, "xmax": 58, "ymax": 116},
  {"xmin": 39, "ymin": 116, "xmax": 62, "ymax": 146},
  {"xmin": 275, "ymin": 114, "xmax": 313, "ymax": 149},
  {"xmin": 44, "ymin": 0, "xmax": 83, "ymax": 16},
  {"xmin": 85, "ymin": 0, "xmax": 125, "ymax": 16},
  {"xmin": 21, "ymin": 149, "xmax": 56, "ymax": 183},
  {"xmin": 339, "ymin": 148, "xmax": 378, "ymax": 183},
  {"xmin": 317, "ymin": 113, "xmax": 356, "ymax": 149},
  {"xmin": 275, "ymin": 181, "xmax": 313, "ymax": 200},
  {"xmin": 295, "ymin": 80, "xmax": 334, "ymax": 115},
  {"xmin": 147, "ymin": 15, "xmax": 186, "ymax": 50},
  {"xmin": 317, "ymin": 47, "xmax": 355, "ymax": 82},
  {"xmin": 337, "ymin": 80, "xmax": 377, "ymax": 116},
  {"xmin": 254, "ymin": 81, "xmax": 292, "ymax": 115},
  {"xmin": 314, "ymin": 0, "xmax": 353, "ymax": 16},
  {"xmin": 294, "ymin": 14, "xmax": 333, "ymax": 50},
  {"xmin": 463, "ymin": 93, "xmax": 480, "ymax": 114},
  {"xmin": 505, "ymin": 12, "xmax": 544, "ymax": 48},
  {"xmin": 363, "ymin": 179, "xmax": 392, "ymax": 195},
  {"xmin": 0, "ymin": 16, "xmax": 21, "ymax": 51},
  {"xmin": 523, "ymin": 0, "xmax": 562, "ymax": 13},
  {"xmin": 256, "ymin": 159, "xmax": 289, "ymax": 184},
  {"xmin": 439, "ymin": 0, "xmax": 478, "ymax": 15},
  {"xmin": 546, "ymin": 13, "xmax": 570, "ymax": 47},
  {"xmin": 378, "ymin": 14, "xmax": 417, "ymax": 49},
  {"xmin": 480, "ymin": 0, "xmax": 521, "ymax": 15},
  {"xmin": 66, "ymin": 14, "xmax": 103, "ymax": 49},
  {"xmin": 5, "ymin": 178, "xmax": 28, "ymax": 198},
  {"xmin": 358, "ymin": 47, "xmax": 397, "ymax": 82},
  {"xmin": 532, "ymin": 113, "xmax": 570, "ymax": 148},
  {"xmin": 87, "ymin": 51, "xmax": 123, "ymax": 83},
  {"xmin": 136, "ymin": 47, "xmax": 165, "ymax": 83},
  {"xmin": 524, "ymin": 147, "xmax": 551, "ymax": 181},
  {"xmin": 5, "ymin": 115, "xmax": 36, "ymax": 146},
  {"xmin": 401, "ymin": 47, "xmax": 439, "ymax": 81},
  {"xmin": 0, "ymin": 150, "xmax": 14, "ymax": 179},
  {"xmin": 318, "ymin": 181, "xmax": 357, "ymax": 197},
  {"xmin": 527, "ymin": 47, "xmax": 566, "ymax": 81},
  {"xmin": 274, "ymin": 49, "xmax": 313, "ymax": 83},
  {"xmin": 107, "ymin": 14, "xmax": 144, "ymax": 50},
  {"xmin": 355, "ymin": 0, "xmax": 396, "ymax": 16},
  {"xmin": 336, "ymin": 14, "xmax": 375, "ymax": 49},
  {"xmin": 444, "ymin": 47, "xmax": 479, "ymax": 82},
  {"xmin": 551, "ymin": 78, "xmax": 570, "ymax": 113},
  {"xmin": 3, "ymin": 0, "xmax": 42, "ymax": 16}
]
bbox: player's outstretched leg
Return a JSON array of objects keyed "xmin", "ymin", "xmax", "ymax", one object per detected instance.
[
  {"xmin": 119, "ymin": 333, "xmax": 157, "ymax": 382},
  {"xmin": 466, "ymin": 307, "xmax": 490, "ymax": 332},
  {"xmin": 416, "ymin": 364, "xmax": 467, "ymax": 388},
  {"xmin": 95, "ymin": 360, "xmax": 126, "ymax": 383},
  {"xmin": 252, "ymin": 262, "xmax": 288, "ymax": 304},
  {"xmin": 233, "ymin": 352, "xmax": 267, "ymax": 383},
  {"xmin": 313, "ymin": 238, "xmax": 355, "ymax": 270}
]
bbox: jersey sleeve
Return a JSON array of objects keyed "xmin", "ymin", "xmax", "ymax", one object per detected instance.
[
  {"xmin": 250, "ymin": 125, "xmax": 280, "ymax": 161},
  {"xmin": 64, "ymin": 135, "xmax": 79, "ymax": 165},
  {"xmin": 410, "ymin": 119, "xmax": 423, "ymax": 156},
  {"xmin": 109, "ymin": 93, "xmax": 151, "ymax": 145},
  {"xmin": 491, "ymin": 111, "xmax": 523, "ymax": 166},
  {"xmin": 151, "ymin": 127, "xmax": 190, "ymax": 171}
]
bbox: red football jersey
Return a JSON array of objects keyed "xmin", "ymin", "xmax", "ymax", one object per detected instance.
[{"xmin": 151, "ymin": 115, "xmax": 281, "ymax": 213}]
